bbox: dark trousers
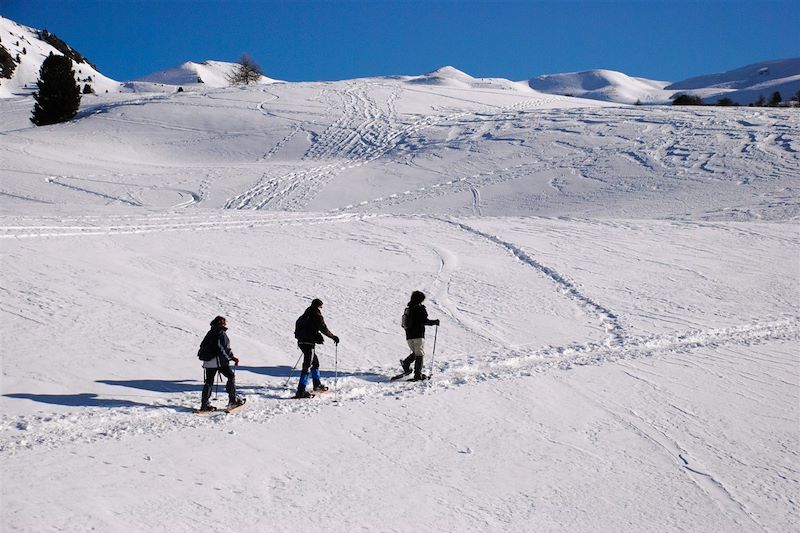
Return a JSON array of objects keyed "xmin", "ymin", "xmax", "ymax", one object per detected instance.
[
  {"xmin": 297, "ymin": 343, "xmax": 321, "ymax": 393},
  {"xmin": 202, "ymin": 366, "xmax": 236, "ymax": 406}
]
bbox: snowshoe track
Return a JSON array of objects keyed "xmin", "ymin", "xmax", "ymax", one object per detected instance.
[{"xmin": 1, "ymin": 318, "xmax": 795, "ymax": 455}]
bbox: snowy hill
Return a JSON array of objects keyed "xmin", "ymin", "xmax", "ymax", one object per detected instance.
[
  {"xmin": 528, "ymin": 69, "xmax": 672, "ymax": 104},
  {"xmin": 136, "ymin": 59, "xmax": 281, "ymax": 89},
  {"xmin": 529, "ymin": 59, "xmax": 800, "ymax": 105},
  {"xmin": 0, "ymin": 16, "xmax": 798, "ymax": 533},
  {"xmin": 668, "ymin": 57, "xmax": 800, "ymax": 104},
  {"xmin": 0, "ymin": 16, "xmax": 121, "ymax": 97},
  {"xmin": 1, "ymin": 17, "xmax": 280, "ymax": 98}
]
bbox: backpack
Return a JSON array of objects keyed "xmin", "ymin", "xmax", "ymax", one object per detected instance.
[
  {"xmin": 197, "ymin": 330, "xmax": 217, "ymax": 361},
  {"xmin": 401, "ymin": 306, "xmax": 410, "ymax": 330},
  {"xmin": 197, "ymin": 349, "xmax": 215, "ymax": 361},
  {"xmin": 294, "ymin": 314, "xmax": 307, "ymax": 340}
]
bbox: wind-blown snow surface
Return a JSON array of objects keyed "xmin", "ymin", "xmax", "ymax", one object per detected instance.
[{"xmin": 0, "ymin": 76, "xmax": 798, "ymax": 532}]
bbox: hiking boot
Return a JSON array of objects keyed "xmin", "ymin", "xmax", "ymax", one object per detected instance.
[
  {"xmin": 410, "ymin": 374, "xmax": 428, "ymax": 382},
  {"xmin": 227, "ymin": 397, "xmax": 246, "ymax": 409},
  {"xmin": 313, "ymin": 384, "xmax": 329, "ymax": 392},
  {"xmin": 294, "ymin": 390, "xmax": 313, "ymax": 399},
  {"xmin": 199, "ymin": 404, "xmax": 217, "ymax": 412},
  {"xmin": 401, "ymin": 354, "xmax": 415, "ymax": 374}
]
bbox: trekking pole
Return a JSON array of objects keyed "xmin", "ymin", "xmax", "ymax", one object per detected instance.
[
  {"xmin": 429, "ymin": 325, "xmax": 439, "ymax": 379},
  {"xmin": 334, "ymin": 343, "xmax": 340, "ymax": 402},
  {"xmin": 284, "ymin": 353, "xmax": 303, "ymax": 388}
]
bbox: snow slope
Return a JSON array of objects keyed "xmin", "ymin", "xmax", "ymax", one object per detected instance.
[
  {"xmin": 0, "ymin": 16, "xmax": 121, "ymax": 98},
  {"xmin": 0, "ymin": 50, "xmax": 798, "ymax": 532},
  {"xmin": 528, "ymin": 69, "xmax": 672, "ymax": 104},
  {"xmin": 668, "ymin": 58, "xmax": 800, "ymax": 105}
]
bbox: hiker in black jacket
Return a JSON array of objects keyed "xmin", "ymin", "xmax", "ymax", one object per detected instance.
[
  {"xmin": 197, "ymin": 316, "xmax": 244, "ymax": 411},
  {"xmin": 401, "ymin": 291, "xmax": 440, "ymax": 380},
  {"xmin": 294, "ymin": 299, "xmax": 339, "ymax": 398}
]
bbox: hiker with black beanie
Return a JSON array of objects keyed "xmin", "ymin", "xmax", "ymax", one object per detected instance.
[
  {"xmin": 293, "ymin": 299, "xmax": 339, "ymax": 398},
  {"xmin": 400, "ymin": 291, "xmax": 440, "ymax": 381}
]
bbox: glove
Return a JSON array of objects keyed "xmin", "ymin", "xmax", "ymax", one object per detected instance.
[
  {"xmin": 231, "ymin": 357, "xmax": 240, "ymax": 366},
  {"xmin": 433, "ymin": 319, "xmax": 440, "ymax": 326},
  {"xmin": 332, "ymin": 335, "xmax": 340, "ymax": 345}
]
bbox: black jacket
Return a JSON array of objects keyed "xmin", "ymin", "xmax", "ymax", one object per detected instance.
[
  {"xmin": 405, "ymin": 303, "xmax": 437, "ymax": 340},
  {"xmin": 295, "ymin": 306, "xmax": 334, "ymax": 344},
  {"xmin": 197, "ymin": 325, "xmax": 234, "ymax": 364}
]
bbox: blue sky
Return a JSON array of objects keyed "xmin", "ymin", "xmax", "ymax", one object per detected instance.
[{"xmin": 4, "ymin": 0, "xmax": 799, "ymax": 82}]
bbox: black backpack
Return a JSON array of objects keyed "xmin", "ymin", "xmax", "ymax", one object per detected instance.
[
  {"xmin": 294, "ymin": 313, "xmax": 308, "ymax": 340},
  {"xmin": 197, "ymin": 329, "xmax": 219, "ymax": 361}
]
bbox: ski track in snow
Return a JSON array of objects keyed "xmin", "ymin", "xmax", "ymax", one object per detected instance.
[
  {"xmin": 1, "ymin": 318, "xmax": 796, "ymax": 455},
  {"xmin": 0, "ymin": 212, "xmax": 372, "ymax": 239}
]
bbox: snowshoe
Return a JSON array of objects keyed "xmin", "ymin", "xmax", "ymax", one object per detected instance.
[
  {"xmin": 194, "ymin": 404, "xmax": 221, "ymax": 415},
  {"xmin": 410, "ymin": 374, "xmax": 429, "ymax": 382},
  {"xmin": 390, "ymin": 369, "xmax": 413, "ymax": 381},
  {"xmin": 226, "ymin": 397, "xmax": 246, "ymax": 412},
  {"xmin": 313, "ymin": 384, "xmax": 329, "ymax": 392},
  {"xmin": 293, "ymin": 390, "xmax": 314, "ymax": 399}
]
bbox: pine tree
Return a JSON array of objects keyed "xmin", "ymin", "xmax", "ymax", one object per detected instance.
[
  {"xmin": 768, "ymin": 91, "xmax": 782, "ymax": 107},
  {"xmin": 226, "ymin": 54, "xmax": 263, "ymax": 85},
  {"xmin": 31, "ymin": 54, "xmax": 81, "ymax": 126}
]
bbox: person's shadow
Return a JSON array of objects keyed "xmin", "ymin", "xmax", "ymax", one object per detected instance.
[
  {"xmin": 96, "ymin": 379, "xmax": 198, "ymax": 393},
  {"xmin": 4, "ymin": 393, "xmax": 153, "ymax": 408},
  {"xmin": 239, "ymin": 365, "xmax": 385, "ymax": 383}
]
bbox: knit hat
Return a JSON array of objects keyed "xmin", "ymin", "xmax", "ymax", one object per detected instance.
[
  {"xmin": 311, "ymin": 298, "xmax": 323, "ymax": 308},
  {"xmin": 409, "ymin": 291, "xmax": 426, "ymax": 305}
]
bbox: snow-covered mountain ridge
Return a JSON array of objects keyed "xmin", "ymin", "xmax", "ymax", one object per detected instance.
[
  {"xmin": 3, "ymin": 15, "xmax": 798, "ymax": 106},
  {"xmin": 529, "ymin": 59, "xmax": 800, "ymax": 104},
  {"xmin": 0, "ymin": 16, "xmax": 120, "ymax": 97}
]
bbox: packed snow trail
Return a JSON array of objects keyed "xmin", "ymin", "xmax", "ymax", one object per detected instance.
[{"xmin": 2, "ymin": 317, "xmax": 796, "ymax": 454}]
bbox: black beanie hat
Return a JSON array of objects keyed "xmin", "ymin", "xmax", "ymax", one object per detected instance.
[
  {"xmin": 311, "ymin": 298, "xmax": 323, "ymax": 308},
  {"xmin": 409, "ymin": 291, "xmax": 425, "ymax": 305}
]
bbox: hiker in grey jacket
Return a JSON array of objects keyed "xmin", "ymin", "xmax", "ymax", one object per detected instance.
[{"xmin": 198, "ymin": 316, "xmax": 243, "ymax": 411}]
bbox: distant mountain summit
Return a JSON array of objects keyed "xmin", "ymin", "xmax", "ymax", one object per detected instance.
[
  {"xmin": 403, "ymin": 65, "xmax": 531, "ymax": 92},
  {"xmin": 530, "ymin": 59, "xmax": 800, "ymax": 105},
  {"xmin": 668, "ymin": 58, "xmax": 800, "ymax": 104},
  {"xmin": 0, "ymin": 16, "xmax": 120, "ymax": 98},
  {"xmin": 136, "ymin": 60, "xmax": 280, "ymax": 88},
  {"xmin": 528, "ymin": 69, "xmax": 670, "ymax": 104}
]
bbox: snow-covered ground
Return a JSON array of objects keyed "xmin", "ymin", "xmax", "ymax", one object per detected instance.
[{"xmin": 0, "ymin": 70, "xmax": 798, "ymax": 532}]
